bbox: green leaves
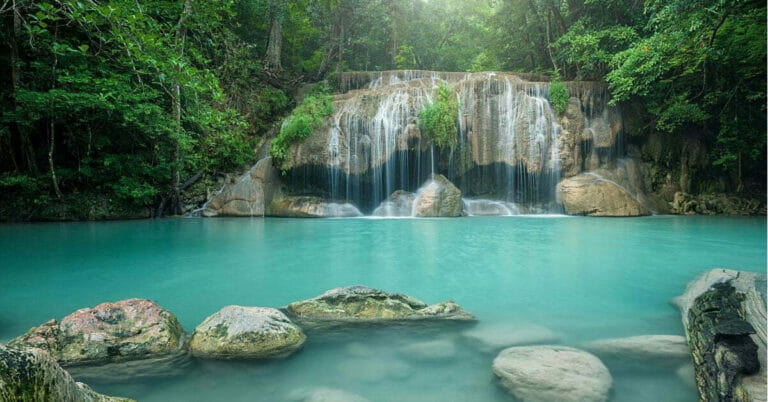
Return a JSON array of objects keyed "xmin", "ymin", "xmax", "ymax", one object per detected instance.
[
  {"xmin": 548, "ymin": 81, "xmax": 569, "ymax": 116},
  {"xmin": 419, "ymin": 82, "xmax": 459, "ymax": 150},
  {"xmin": 270, "ymin": 85, "xmax": 334, "ymax": 162}
]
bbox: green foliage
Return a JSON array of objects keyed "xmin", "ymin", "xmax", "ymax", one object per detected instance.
[
  {"xmin": 270, "ymin": 85, "xmax": 334, "ymax": 161},
  {"xmin": 548, "ymin": 80, "xmax": 569, "ymax": 115},
  {"xmin": 419, "ymin": 83, "xmax": 459, "ymax": 150}
]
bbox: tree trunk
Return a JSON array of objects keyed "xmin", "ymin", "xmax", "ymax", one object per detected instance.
[
  {"xmin": 169, "ymin": 0, "xmax": 192, "ymax": 216},
  {"xmin": 9, "ymin": 0, "xmax": 37, "ymax": 174},
  {"xmin": 48, "ymin": 121, "xmax": 62, "ymax": 199},
  {"xmin": 265, "ymin": 17, "xmax": 283, "ymax": 71}
]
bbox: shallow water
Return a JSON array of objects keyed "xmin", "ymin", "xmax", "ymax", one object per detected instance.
[{"xmin": 0, "ymin": 216, "xmax": 765, "ymax": 401}]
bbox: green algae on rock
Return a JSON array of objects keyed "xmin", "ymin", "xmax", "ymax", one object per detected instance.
[
  {"xmin": 189, "ymin": 306, "xmax": 306, "ymax": 359},
  {"xmin": 286, "ymin": 285, "xmax": 475, "ymax": 322},
  {"xmin": 0, "ymin": 346, "xmax": 135, "ymax": 402}
]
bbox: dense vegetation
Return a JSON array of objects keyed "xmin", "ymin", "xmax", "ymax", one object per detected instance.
[
  {"xmin": 271, "ymin": 85, "xmax": 333, "ymax": 164},
  {"xmin": 420, "ymin": 83, "xmax": 459, "ymax": 150},
  {"xmin": 1, "ymin": 0, "xmax": 764, "ymax": 220}
]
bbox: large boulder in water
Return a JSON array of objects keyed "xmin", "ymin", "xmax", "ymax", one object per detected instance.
[
  {"xmin": 372, "ymin": 190, "xmax": 416, "ymax": 217},
  {"xmin": 556, "ymin": 173, "xmax": 650, "ymax": 216},
  {"xmin": 286, "ymin": 286, "xmax": 474, "ymax": 322},
  {"xmin": 9, "ymin": 298, "xmax": 186, "ymax": 366},
  {"xmin": 492, "ymin": 345, "xmax": 613, "ymax": 402},
  {"xmin": 204, "ymin": 157, "xmax": 280, "ymax": 217},
  {"xmin": 413, "ymin": 175, "xmax": 463, "ymax": 217},
  {"xmin": 674, "ymin": 269, "xmax": 766, "ymax": 402},
  {"xmin": 0, "ymin": 346, "xmax": 135, "ymax": 402},
  {"xmin": 267, "ymin": 195, "xmax": 363, "ymax": 217},
  {"xmin": 189, "ymin": 306, "xmax": 306, "ymax": 359}
]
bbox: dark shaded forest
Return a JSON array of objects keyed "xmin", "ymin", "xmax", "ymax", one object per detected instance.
[{"xmin": 0, "ymin": 0, "xmax": 765, "ymax": 220}]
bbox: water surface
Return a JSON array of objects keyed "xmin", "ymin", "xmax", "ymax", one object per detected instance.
[{"xmin": 0, "ymin": 216, "xmax": 765, "ymax": 401}]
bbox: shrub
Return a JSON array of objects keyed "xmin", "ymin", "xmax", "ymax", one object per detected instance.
[
  {"xmin": 419, "ymin": 82, "xmax": 459, "ymax": 149},
  {"xmin": 549, "ymin": 80, "xmax": 569, "ymax": 115},
  {"xmin": 270, "ymin": 85, "xmax": 334, "ymax": 161}
]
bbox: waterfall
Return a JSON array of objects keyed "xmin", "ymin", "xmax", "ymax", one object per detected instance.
[{"xmin": 284, "ymin": 71, "xmax": 622, "ymax": 215}]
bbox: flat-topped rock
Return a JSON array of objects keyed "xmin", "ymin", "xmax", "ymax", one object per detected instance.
[
  {"xmin": 286, "ymin": 286, "xmax": 474, "ymax": 321},
  {"xmin": 267, "ymin": 195, "xmax": 363, "ymax": 218},
  {"xmin": 492, "ymin": 345, "xmax": 612, "ymax": 402},
  {"xmin": 583, "ymin": 335, "xmax": 689, "ymax": 363},
  {"xmin": 9, "ymin": 298, "xmax": 185, "ymax": 366},
  {"xmin": 0, "ymin": 346, "xmax": 135, "ymax": 402},
  {"xmin": 556, "ymin": 173, "xmax": 650, "ymax": 216},
  {"xmin": 189, "ymin": 306, "xmax": 305, "ymax": 359}
]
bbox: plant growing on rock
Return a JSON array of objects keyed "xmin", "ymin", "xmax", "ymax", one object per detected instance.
[
  {"xmin": 419, "ymin": 82, "xmax": 459, "ymax": 150},
  {"xmin": 549, "ymin": 80, "xmax": 569, "ymax": 115},
  {"xmin": 270, "ymin": 85, "xmax": 334, "ymax": 162}
]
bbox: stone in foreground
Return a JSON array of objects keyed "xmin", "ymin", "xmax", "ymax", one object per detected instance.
[
  {"xmin": 556, "ymin": 173, "xmax": 650, "ymax": 217},
  {"xmin": 413, "ymin": 175, "xmax": 463, "ymax": 217},
  {"xmin": 674, "ymin": 269, "xmax": 766, "ymax": 402},
  {"xmin": 189, "ymin": 306, "xmax": 306, "ymax": 359},
  {"xmin": 0, "ymin": 346, "xmax": 135, "ymax": 402},
  {"xmin": 492, "ymin": 345, "xmax": 612, "ymax": 402},
  {"xmin": 286, "ymin": 285, "xmax": 474, "ymax": 321},
  {"xmin": 9, "ymin": 298, "xmax": 185, "ymax": 366},
  {"xmin": 582, "ymin": 335, "xmax": 690, "ymax": 363}
]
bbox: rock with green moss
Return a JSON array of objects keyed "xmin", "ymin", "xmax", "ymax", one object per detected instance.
[
  {"xmin": 286, "ymin": 286, "xmax": 475, "ymax": 322},
  {"xmin": 0, "ymin": 346, "xmax": 135, "ymax": 402},
  {"xmin": 9, "ymin": 299, "xmax": 186, "ymax": 366},
  {"xmin": 189, "ymin": 306, "xmax": 306, "ymax": 359}
]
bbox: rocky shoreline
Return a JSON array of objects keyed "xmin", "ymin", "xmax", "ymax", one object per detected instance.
[{"xmin": 2, "ymin": 273, "xmax": 766, "ymax": 401}]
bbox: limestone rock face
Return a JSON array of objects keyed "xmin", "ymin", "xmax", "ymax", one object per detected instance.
[
  {"xmin": 204, "ymin": 157, "xmax": 279, "ymax": 217},
  {"xmin": 674, "ymin": 269, "xmax": 767, "ymax": 402},
  {"xmin": 583, "ymin": 335, "xmax": 689, "ymax": 363},
  {"xmin": 556, "ymin": 173, "xmax": 650, "ymax": 216},
  {"xmin": 372, "ymin": 190, "xmax": 416, "ymax": 217},
  {"xmin": 412, "ymin": 175, "xmax": 463, "ymax": 217},
  {"xmin": 286, "ymin": 285, "xmax": 474, "ymax": 321},
  {"xmin": 9, "ymin": 298, "xmax": 185, "ymax": 366},
  {"xmin": 189, "ymin": 306, "xmax": 305, "ymax": 359},
  {"xmin": 0, "ymin": 346, "xmax": 135, "ymax": 402},
  {"xmin": 492, "ymin": 345, "xmax": 613, "ymax": 402},
  {"xmin": 266, "ymin": 195, "xmax": 363, "ymax": 218}
]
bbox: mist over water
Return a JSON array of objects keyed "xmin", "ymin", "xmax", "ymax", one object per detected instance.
[{"xmin": 0, "ymin": 216, "xmax": 764, "ymax": 401}]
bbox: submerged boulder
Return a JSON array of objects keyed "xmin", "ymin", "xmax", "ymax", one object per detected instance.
[
  {"xmin": 372, "ymin": 190, "xmax": 416, "ymax": 217},
  {"xmin": 286, "ymin": 286, "xmax": 474, "ymax": 321},
  {"xmin": 413, "ymin": 175, "xmax": 463, "ymax": 217},
  {"xmin": 189, "ymin": 306, "xmax": 305, "ymax": 359},
  {"xmin": 582, "ymin": 335, "xmax": 689, "ymax": 364},
  {"xmin": 9, "ymin": 298, "xmax": 186, "ymax": 366},
  {"xmin": 492, "ymin": 345, "xmax": 612, "ymax": 402},
  {"xmin": 267, "ymin": 195, "xmax": 363, "ymax": 218},
  {"xmin": 674, "ymin": 269, "xmax": 766, "ymax": 402},
  {"xmin": 462, "ymin": 322, "xmax": 560, "ymax": 352},
  {"xmin": 0, "ymin": 346, "xmax": 135, "ymax": 402},
  {"xmin": 204, "ymin": 157, "xmax": 280, "ymax": 217},
  {"xmin": 556, "ymin": 173, "xmax": 650, "ymax": 216},
  {"xmin": 288, "ymin": 387, "xmax": 370, "ymax": 402}
]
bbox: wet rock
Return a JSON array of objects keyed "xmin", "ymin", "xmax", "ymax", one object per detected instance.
[
  {"xmin": 492, "ymin": 345, "xmax": 613, "ymax": 402},
  {"xmin": 204, "ymin": 157, "xmax": 280, "ymax": 217},
  {"xmin": 582, "ymin": 335, "xmax": 689, "ymax": 363},
  {"xmin": 286, "ymin": 285, "xmax": 475, "ymax": 322},
  {"xmin": 288, "ymin": 387, "xmax": 370, "ymax": 402},
  {"xmin": 267, "ymin": 195, "xmax": 363, "ymax": 218},
  {"xmin": 556, "ymin": 173, "xmax": 650, "ymax": 216},
  {"xmin": 398, "ymin": 339, "xmax": 456, "ymax": 361},
  {"xmin": 0, "ymin": 346, "xmax": 135, "ymax": 402},
  {"xmin": 671, "ymin": 192, "xmax": 766, "ymax": 216},
  {"xmin": 412, "ymin": 175, "xmax": 463, "ymax": 217},
  {"xmin": 462, "ymin": 323, "xmax": 560, "ymax": 352},
  {"xmin": 674, "ymin": 269, "xmax": 767, "ymax": 402},
  {"xmin": 189, "ymin": 306, "xmax": 305, "ymax": 359},
  {"xmin": 372, "ymin": 190, "xmax": 416, "ymax": 217},
  {"xmin": 9, "ymin": 298, "xmax": 186, "ymax": 366}
]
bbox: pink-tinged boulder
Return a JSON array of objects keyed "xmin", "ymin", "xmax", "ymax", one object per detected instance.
[{"xmin": 9, "ymin": 298, "xmax": 186, "ymax": 366}]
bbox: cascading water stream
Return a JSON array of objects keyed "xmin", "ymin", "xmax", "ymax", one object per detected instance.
[{"xmin": 284, "ymin": 71, "xmax": 622, "ymax": 216}]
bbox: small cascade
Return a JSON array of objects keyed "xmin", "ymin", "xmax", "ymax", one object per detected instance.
[{"xmin": 281, "ymin": 71, "xmax": 625, "ymax": 215}]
